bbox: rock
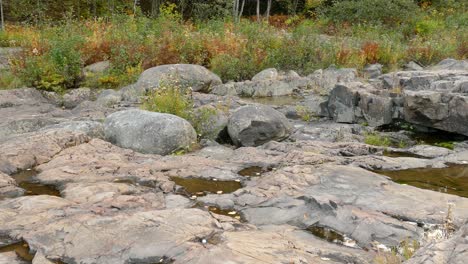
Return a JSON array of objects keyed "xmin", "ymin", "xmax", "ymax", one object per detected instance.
[
  {"xmin": 212, "ymin": 79, "xmax": 295, "ymax": 97},
  {"xmin": 134, "ymin": 64, "xmax": 222, "ymax": 94},
  {"xmin": 84, "ymin": 60, "xmax": 110, "ymax": 74},
  {"xmin": 0, "ymin": 89, "xmax": 72, "ymax": 139},
  {"xmin": 0, "ymin": 172, "xmax": 24, "ymax": 199},
  {"xmin": 227, "ymin": 105, "xmax": 292, "ymax": 146},
  {"xmin": 404, "ymin": 61, "xmax": 424, "ymax": 71},
  {"xmin": 96, "ymin": 89, "xmax": 121, "ymax": 107},
  {"xmin": 363, "ymin": 63, "xmax": 383, "ymax": 79},
  {"xmin": 406, "ymin": 223, "xmax": 468, "ymax": 264},
  {"xmin": 404, "ymin": 90, "xmax": 468, "ymax": 136},
  {"xmin": 212, "ymin": 69, "xmax": 309, "ymax": 98},
  {"xmin": 251, "ymin": 68, "xmax": 278, "ymax": 81},
  {"xmin": 327, "ymin": 82, "xmax": 393, "ymax": 126},
  {"xmin": 0, "ymin": 129, "xmax": 89, "ymax": 174},
  {"xmin": 62, "ymin": 88, "xmax": 94, "ymax": 109},
  {"xmin": 406, "ymin": 145, "xmax": 452, "ymax": 158},
  {"xmin": 0, "ymin": 251, "xmax": 28, "ymax": 264},
  {"xmin": 41, "ymin": 121, "xmax": 104, "ymax": 139},
  {"xmin": 104, "ymin": 109, "xmax": 197, "ymax": 155},
  {"xmin": 193, "ymin": 105, "xmax": 228, "ymax": 140},
  {"xmin": 430, "ymin": 58, "xmax": 468, "ymax": 71},
  {"xmin": 307, "ymin": 66, "xmax": 358, "ymax": 94}
]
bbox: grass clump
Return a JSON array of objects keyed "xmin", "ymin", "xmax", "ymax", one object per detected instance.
[
  {"xmin": 434, "ymin": 141, "xmax": 455, "ymax": 150},
  {"xmin": 0, "ymin": 70, "xmax": 24, "ymax": 89},
  {"xmin": 142, "ymin": 80, "xmax": 193, "ymax": 121},
  {"xmin": 364, "ymin": 132, "xmax": 391, "ymax": 147},
  {"xmin": 141, "ymin": 80, "xmax": 220, "ymax": 140}
]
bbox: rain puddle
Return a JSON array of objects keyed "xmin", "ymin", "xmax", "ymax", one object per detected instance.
[
  {"xmin": 12, "ymin": 170, "xmax": 61, "ymax": 197},
  {"xmin": 0, "ymin": 240, "xmax": 34, "ymax": 262},
  {"xmin": 306, "ymin": 225, "xmax": 358, "ymax": 248},
  {"xmin": 241, "ymin": 96, "xmax": 302, "ymax": 106},
  {"xmin": 382, "ymin": 150, "xmax": 427, "ymax": 159},
  {"xmin": 238, "ymin": 166, "xmax": 272, "ymax": 177},
  {"xmin": 171, "ymin": 177, "xmax": 242, "ymax": 198},
  {"xmin": 375, "ymin": 164, "xmax": 468, "ymax": 197},
  {"xmin": 208, "ymin": 206, "xmax": 243, "ymax": 221}
]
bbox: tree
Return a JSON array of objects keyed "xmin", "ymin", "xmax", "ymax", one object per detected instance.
[
  {"xmin": 233, "ymin": 0, "xmax": 245, "ymax": 23},
  {"xmin": 256, "ymin": 0, "xmax": 260, "ymax": 22},
  {"xmin": 266, "ymin": 0, "xmax": 272, "ymax": 22},
  {"xmin": 0, "ymin": 0, "xmax": 4, "ymax": 31}
]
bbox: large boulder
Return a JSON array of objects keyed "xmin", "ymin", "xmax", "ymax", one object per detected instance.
[
  {"xmin": 228, "ymin": 105, "xmax": 292, "ymax": 146},
  {"xmin": 132, "ymin": 64, "xmax": 222, "ymax": 95},
  {"xmin": 104, "ymin": 109, "xmax": 197, "ymax": 155},
  {"xmin": 404, "ymin": 90, "xmax": 468, "ymax": 136},
  {"xmin": 212, "ymin": 68, "xmax": 308, "ymax": 97},
  {"xmin": 327, "ymin": 82, "xmax": 394, "ymax": 126},
  {"xmin": 307, "ymin": 66, "xmax": 358, "ymax": 94}
]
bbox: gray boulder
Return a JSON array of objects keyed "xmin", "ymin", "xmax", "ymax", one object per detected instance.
[
  {"xmin": 84, "ymin": 60, "xmax": 110, "ymax": 74},
  {"xmin": 404, "ymin": 61, "xmax": 424, "ymax": 71},
  {"xmin": 363, "ymin": 63, "xmax": 382, "ymax": 79},
  {"xmin": 404, "ymin": 90, "xmax": 468, "ymax": 136},
  {"xmin": 96, "ymin": 89, "xmax": 122, "ymax": 107},
  {"xmin": 193, "ymin": 105, "xmax": 228, "ymax": 140},
  {"xmin": 41, "ymin": 121, "xmax": 105, "ymax": 139},
  {"xmin": 134, "ymin": 64, "xmax": 222, "ymax": 95},
  {"xmin": 307, "ymin": 66, "xmax": 358, "ymax": 94},
  {"xmin": 228, "ymin": 105, "xmax": 292, "ymax": 146},
  {"xmin": 62, "ymin": 88, "xmax": 95, "ymax": 109},
  {"xmin": 430, "ymin": 58, "xmax": 468, "ymax": 71},
  {"xmin": 251, "ymin": 68, "xmax": 279, "ymax": 81},
  {"xmin": 327, "ymin": 82, "xmax": 393, "ymax": 126},
  {"xmin": 104, "ymin": 109, "xmax": 197, "ymax": 155}
]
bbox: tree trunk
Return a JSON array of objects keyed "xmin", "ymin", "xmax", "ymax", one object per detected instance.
[
  {"xmin": 0, "ymin": 0, "xmax": 4, "ymax": 31},
  {"xmin": 256, "ymin": 0, "xmax": 260, "ymax": 22},
  {"xmin": 293, "ymin": 0, "xmax": 299, "ymax": 15},
  {"xmin": 151, "ymin": 0, "xmax": 161, "ymax": 17},
  {"xmin": 238, "ymin": 0, "xmax": 245, "ymax": 22},
  {"xmin": 133, "ymin": 0, "xmax": 138, "ymax": 14},
  {"xmin": 266, "ymin": 0, "xmax": 272, "ymax": 23},
  {"xmin": 233, "ymin": 0, "xmax": 239, "ymax": 22}
]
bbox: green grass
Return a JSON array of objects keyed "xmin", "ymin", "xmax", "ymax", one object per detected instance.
[{"xmin": 364, "ymin": 132, "xmax": 391, "ymax": 147}]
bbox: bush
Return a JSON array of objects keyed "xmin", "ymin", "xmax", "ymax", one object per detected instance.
[
  {"xmin": 364, "ymin": 132, "xmax": 391, "ymax": 147},
  {"xmin": 0, "ymin": 70, "xmax": 24, "ymax": 89},
  {"xmin": 142, "ymin": 80, "xmax": 193, "ymax": 121},
  {"xmin": 324, "ymin": 0, "xmax": 420, "ymax": 26}
]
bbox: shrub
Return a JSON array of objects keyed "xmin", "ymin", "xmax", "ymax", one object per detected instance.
[
  {"xmin": 0, "ymin": 70, "xmax": 24, "ymax": 89},
  {"xmin": 142, "ymin": 80, "xmax": 193, "ymax": 121},
  {"xmin": 364, "ymin": 132, "xmax": 391, "ymax": 147},
  {"xmin": 324, "ymin": 0, "xmax": 420, "ymax": 26}
]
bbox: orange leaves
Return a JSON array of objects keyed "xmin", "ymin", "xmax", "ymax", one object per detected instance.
[{"xmin": 360, "ymin": 41, "xmax": 380, "ymax": 64}]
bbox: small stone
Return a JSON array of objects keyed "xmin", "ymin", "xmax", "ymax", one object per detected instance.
[
  {"xmin": 228, "ymin": 211, "xmax": 237, "ymax": 215},
  {"xmin": 201, "ymin": 239, "xmax": 207, "ymax": 244},
  {"xmin": 216, "ymin": 191, "xmax": 223, "ymax": 194},
  {"xmin": 234, "ymin": 216, "xmax": 241, "ymax": 220},
  {"xmin": 212, "ymin": 178, "xmax": 218, "ymax": 181},
  {"xmin": 190, "ymin": 195, "xmax": 197, "ymax": 200},
  {"xmin": 235, "ymin": 179, "xmax": 241, "ymax": 182}
]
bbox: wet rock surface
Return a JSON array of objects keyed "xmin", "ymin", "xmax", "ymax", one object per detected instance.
[{"xmin": 1, "ymin": 60, "xmax": 468, "ymax": 263}]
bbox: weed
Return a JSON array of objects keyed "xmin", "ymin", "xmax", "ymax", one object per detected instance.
[
  {"xmin": 434, "ymin": 142, "xmax": 454, "ymax": 150},
  {"xmin": 141, "ymin": 80, "xmax": 193, "ymax": 121},
  {"xmin": 364, "ymin": 132, "xmax": 391, "ymax": 147},
  {"xmin": 296, "ymin": 105, "xmax": 314, "ymax": 122}
]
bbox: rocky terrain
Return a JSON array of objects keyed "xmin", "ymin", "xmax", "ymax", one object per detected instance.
[{"xmin": 0, "ymin": 59, "xmax": 467, "ymax": 264}]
